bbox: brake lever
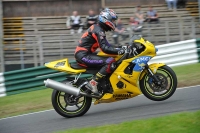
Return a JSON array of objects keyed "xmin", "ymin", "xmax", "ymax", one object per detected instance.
[{"xmin": 122, "ymin": 46, "xmax": 129, "ymax": 53}]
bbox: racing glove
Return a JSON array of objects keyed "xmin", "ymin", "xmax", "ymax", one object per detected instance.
[{"xmin": 118, "ymin": 48, "xmax": 125, "ymax": 55}]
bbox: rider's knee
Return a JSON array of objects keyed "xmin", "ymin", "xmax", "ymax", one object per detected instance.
[{"xmin": 106, "ymin": 57, "xmax": 116, "ymax": 73}]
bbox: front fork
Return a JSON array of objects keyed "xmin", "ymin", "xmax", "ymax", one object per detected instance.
[{"xmin": 145, "ymin": 64, "xmax": 161, "ymax": 85}]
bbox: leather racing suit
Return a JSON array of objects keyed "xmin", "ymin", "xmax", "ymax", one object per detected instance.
[{"xmin": 75, "ymin": 24, "xmax": 121, "ymax": 81}]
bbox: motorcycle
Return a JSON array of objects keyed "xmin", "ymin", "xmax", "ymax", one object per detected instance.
[{"xmin": 44, "ymin": 35, "xmax": 177, "ymax": 118}]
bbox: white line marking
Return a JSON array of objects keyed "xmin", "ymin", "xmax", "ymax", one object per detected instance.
[
  {"xmin": 137, "ymin": 85, "xmax": 200, "ymax": 97},
  {"xmin": 0, "ymin": 109, "xmax": 54, "ymax": 121},
  {"xmin": 177, "ymin": 85, "xmax": 200, "ymax": 90},
  {"xmin": 0, "ymin": 85, "xmax": 200, "ymax": 121}
]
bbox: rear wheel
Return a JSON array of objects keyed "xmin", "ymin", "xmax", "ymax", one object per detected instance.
[
  {"xmin": 51, "ymin": 80, "xmax": 92, "ymax": 118},
  {"xmin": 140, "ymin": 65, "xmax": 177, "ymax": 101}
]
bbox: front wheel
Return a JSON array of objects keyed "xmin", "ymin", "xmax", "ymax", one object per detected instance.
[
  {"xmin": 140, "ymin": 65, "xmax": 177, "ymax": 101},
  {"xmin": 51, "ymin": 80, "xmax": 92, "ymax": 118}
]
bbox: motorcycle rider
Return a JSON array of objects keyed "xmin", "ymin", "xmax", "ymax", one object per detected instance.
[{"xmin": 74, "ymin": 8, "xmax": 125, "ymax": 95}]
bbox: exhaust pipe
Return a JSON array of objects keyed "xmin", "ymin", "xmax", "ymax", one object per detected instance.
[{"xmin": 44, "ymin": 79, "xmax": 80, "ymax": 96}]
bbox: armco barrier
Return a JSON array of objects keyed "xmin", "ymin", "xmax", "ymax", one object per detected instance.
[
  {"xmin": 0, "ymin": 66, "xmax": 66, "ymax": 97},
  {"xmin": 0, "ymin": 60, "xmax": 92, "ymax": 97},
  {"xmin": 0, "ymin": 39, "xmax": 200, "ymax": 97},
  {"xmin": 149, "ymin": 39, "xmax": 200, "ymax": 66}
]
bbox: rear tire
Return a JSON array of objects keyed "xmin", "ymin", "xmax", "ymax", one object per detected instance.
[
  {"xmin": 51, "ymin": 80, "xmax": 92, "ymax": 118},
  {"xmin": 140, "ymin": 65, "xmax": 177, "ymax": 101}
]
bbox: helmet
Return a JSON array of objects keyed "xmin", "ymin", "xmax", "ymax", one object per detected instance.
[{"xmin": 98, "ymin": 8, "xmax": 118, "ymax": 31}]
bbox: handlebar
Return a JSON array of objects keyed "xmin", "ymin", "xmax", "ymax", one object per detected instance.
[
  {"xmin": 116, "ymin": 44, "xmax": 139, "ymax": 65},
  {"xmin": 116, "ymin": 52, "xmax": 129, "ymax": 65}
]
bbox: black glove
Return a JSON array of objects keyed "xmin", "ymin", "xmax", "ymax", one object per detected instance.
[{"xmin": 118, "ymin": 48, "xmax": 125, "ymax": 55}]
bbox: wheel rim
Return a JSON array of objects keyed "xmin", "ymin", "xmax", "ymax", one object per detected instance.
[
  {"xmin": 144, "ymin": 68, "xmax": 174, "ymax": 98},
  {"xmin": 56, "ymin": 91, "xmax": 86, "ymax": 114}
]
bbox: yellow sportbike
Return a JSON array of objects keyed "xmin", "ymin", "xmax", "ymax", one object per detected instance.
[{"xmin": 44, "ymin": 35, "xmax": 177, "ymax": 118}]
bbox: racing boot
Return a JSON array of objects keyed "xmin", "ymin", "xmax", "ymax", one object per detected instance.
[
  {"xmin": 85, "ymin": 79, "xmax": 99, "ymax": 95},
  {"xmin": 86, "ymin": 66, "xmax": 109, "ymax": 95}
]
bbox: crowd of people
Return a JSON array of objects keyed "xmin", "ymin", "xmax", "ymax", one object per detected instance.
[
  {"xmin": 66, "ymin": 6, "xmax": 160, "ymax": 45},
  {"xmin": 114, "ymin": 5, "xmax": 160, "ymax": 45},
  {"xmin": 66, "ymin": 9, "xmax": 98, "ymax": 34},
  {"xmin": 66, "ymin": 0, "xmax": 187, "ymax": 45},
  {"xmin": 66, "ymin": 6, "xmax": 159, "ymax": 35},
  {"xmin": 166, "ymin": 0, "xmax": 187, "ymax": 11}
]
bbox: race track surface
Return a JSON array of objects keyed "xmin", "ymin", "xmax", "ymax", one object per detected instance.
[{"xmin": 0, "ymin": 86, "xmax": 200, "ymax": 133}]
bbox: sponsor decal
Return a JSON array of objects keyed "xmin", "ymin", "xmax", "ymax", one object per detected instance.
[
  {"xmin": 113, "ymin": 94, "xmax": 131, "ymax": 98},
  {"xmin": 132, "ymin": 56, "xmax": 151, "ymax": 64},
  {"xmin": 132, "ymin": 56, "xmax": 151, "ymax": 71},
  {"xmin": 54, "ymin": 61, "xmax": 66, "ymax": 68},
  {"xmin": 115, "ymin": 98, "xmax": 129, "ymax": 100},
  {"xmin": 126, "ymin": 75, "xmax": 133, "ymax": 78},
  {"xmin": 113, "ymin": 94, "xmax": 132, "ymax": 100},
  {"xmin": 82, "ymin": 57, "xmax": 103, "ymax": 64}
]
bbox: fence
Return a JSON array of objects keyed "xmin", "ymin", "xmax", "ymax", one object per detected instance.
[
  {"xmin": 2, "ymin": 17, "xmax": 200, "ymax": 72},
  {"xmin": 2, "ymin": 2, "xmax": 200, "ymax": 72},
  {"xmin": 0, "ymin": 39, "xmax": 200, "ymax": 97},
  {"xmin": 2, "ymin": 0, "xmax": 198, "ymax": 17}
]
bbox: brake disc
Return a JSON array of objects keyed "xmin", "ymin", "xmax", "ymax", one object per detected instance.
[
  {"xmin": 64, "ymin": 94, "xmax": 79, "ymax": 106},
  {"xmin": 148, "ymin": 73, "xmax": 168, "ymax": 93}
]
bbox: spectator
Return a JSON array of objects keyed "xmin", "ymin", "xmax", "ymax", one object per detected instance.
[
  {"xmin": 166, "ymin": 0, "xmax": 177, "ymax": 11},
  {"xmin": 177, "ymin": 0, "xmax": 187, "ymax": 8},
  {"xmin": 146, "ymin": 6, "xmax": 159, "ymax": 23},
  {"xmin": 86, "ymin": 9, "xmax": 98, "ymax": 29},
  {"xmin": 66, "ymin": 11, "xmax": 83, "ymax": 34},
  {"xmin": 112, "ymin": 19, "xmax": 128, "ymax": 46},
  {"xmin": 129, "ymin": 17, "xmax": 143, "ymax": 32},
  {"xmin": 135, "ymin": 5, "xmax": 145, "ymax": 24}
]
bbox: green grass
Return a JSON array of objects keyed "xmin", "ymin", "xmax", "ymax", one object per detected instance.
[
  {"xmin": 56, "ymin": 110, "xmax": 200, "ymax": 133},
  {"xmin": 173, "ymin": 63, "xmax": 200, "ymax": 87},
  {"xmin": 0, "ymin": 88, "xmax": 52, "ymax": 118},
  {"xmin": 0, "ymin": 63, "xmax": 200, "ymax": 119}
]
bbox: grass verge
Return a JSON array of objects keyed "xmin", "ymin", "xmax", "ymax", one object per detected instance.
[
  {"xmin": 56, "ymin": 110, "xmax": 200, "ymax": 133},
  {"xmin": 172, "ymin": 63, "xmax": 200, "ymax": 87},
  {"xmin": 0, "ymin": 63, "xmax": 200, "ymax": 119},
  {"xmin": 0, "ymin": 89, "xmax": 52, "ymax": 118}
]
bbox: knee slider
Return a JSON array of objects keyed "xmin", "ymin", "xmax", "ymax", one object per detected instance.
[
  {"xmin": 106, "ymin": 57, "xmax": 116, "ymax": 73},
  {"xmin": 110, "ymin": 62, "xmax": 117, "ymax": 72}
]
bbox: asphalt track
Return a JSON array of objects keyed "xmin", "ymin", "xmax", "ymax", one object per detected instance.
[{"xmin": 0, "ymin": 86, "xmax": 200, "ymax": 133}]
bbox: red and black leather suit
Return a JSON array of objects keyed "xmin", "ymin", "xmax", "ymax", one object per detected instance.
[{"xmin": 75, "ymin": 24, "xmax": 119, "ymax": 80}]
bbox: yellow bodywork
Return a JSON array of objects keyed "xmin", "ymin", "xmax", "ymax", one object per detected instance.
[
  {"xmin": 45, "ymin": 59, "xmax": 86, "ymax": 74},
  {"xmin": 139, "ymin": 63, "xmax": 165, "ymax": 80},
  {"xmin": 94, "ymin": 63, "xmax": 165, "ymax": 104},
  {"xmin": 97, "ymin": 51, "xmax": 123, "ymax": 61},
  {"xmin": 45, "ymin": 37, "xmax": 166, "ymax": 105},
  {"xmin": 94, "ymin": 37, "xmax": 165, "ymax": 104}
]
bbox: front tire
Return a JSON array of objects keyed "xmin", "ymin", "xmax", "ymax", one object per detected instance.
[
  {"xmin": 51, "ymin": 80, "xmax": 92, "ymax": 118},
  {"xmin": 140, "ymin": 65, "xmax": 177, "ymax": 101}
]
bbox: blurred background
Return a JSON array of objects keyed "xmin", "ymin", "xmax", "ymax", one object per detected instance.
[{"xmin": 0, "ymin": 0, "xmax": 199, "ymax": 72}]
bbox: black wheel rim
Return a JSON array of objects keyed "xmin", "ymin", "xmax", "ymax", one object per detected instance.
[
  {"xmin": 56, "ymin": 91, "xmax": 86, "ymax": 114},
  {"xmin": 144, "ymin": 68, "xmax": 174, "ymax": 97}
]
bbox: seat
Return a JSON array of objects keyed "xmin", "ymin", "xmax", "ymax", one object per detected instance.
[
  {"xmin": 70, "ymin": 62, "xmax": 101, "ymax": 70},
  {"xmin": 70, "ymin": 62, "xmax": 86, "ymax": 69},
  {"xmin": 45, "ymin": 59, "xmax": 86, "ymax": 74}
]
